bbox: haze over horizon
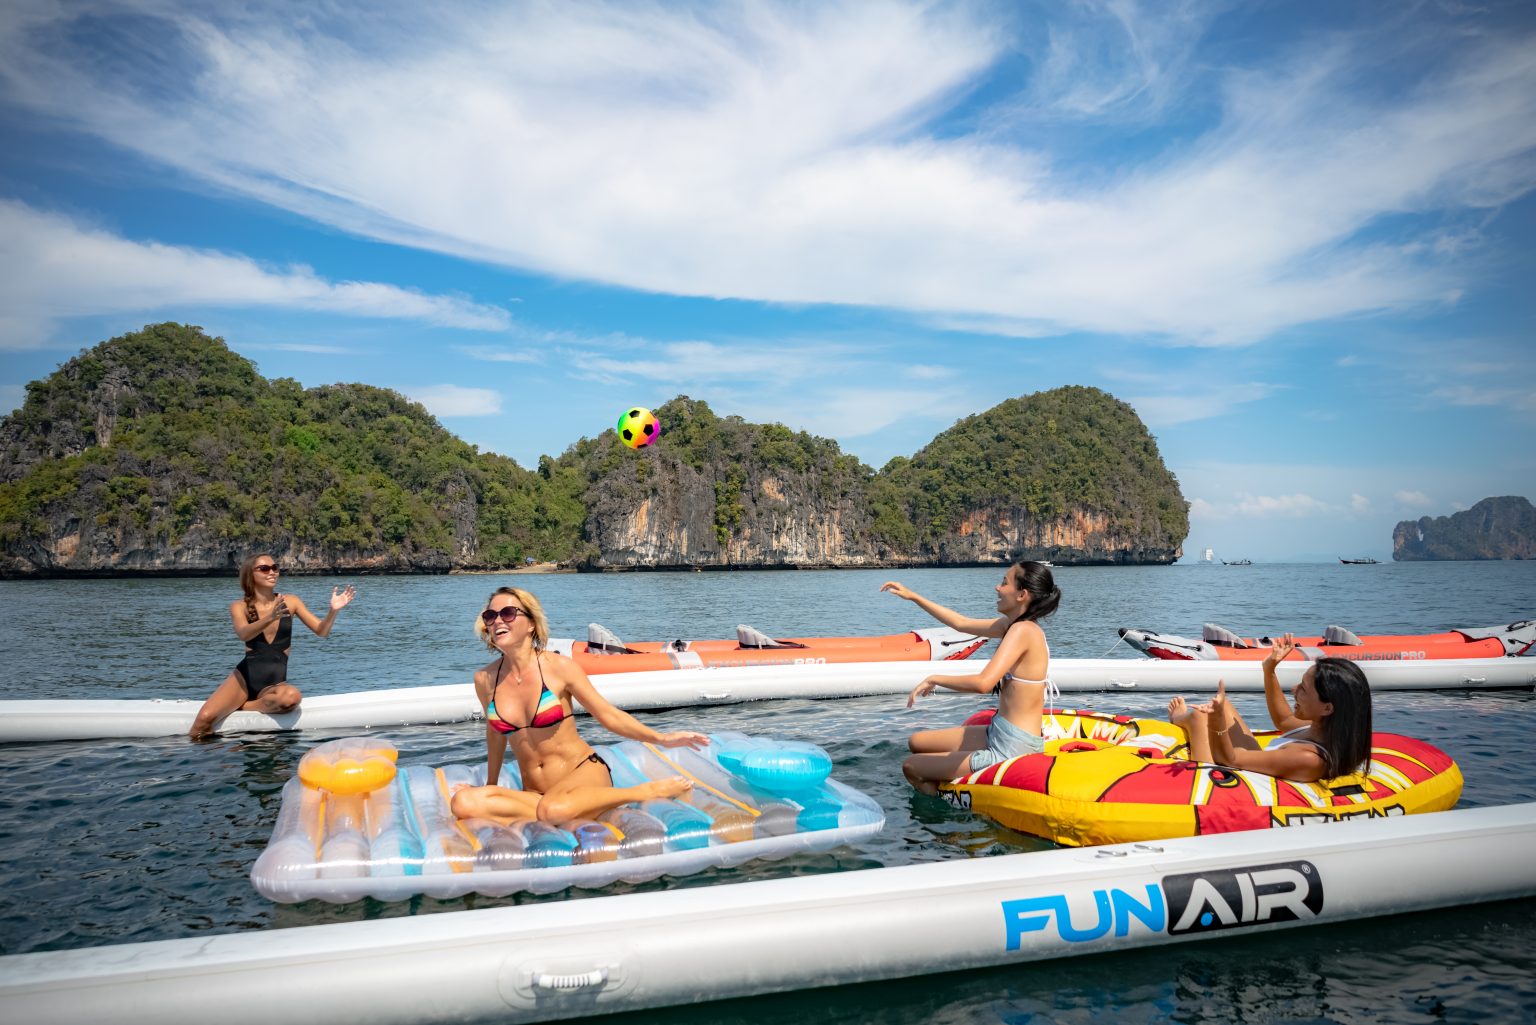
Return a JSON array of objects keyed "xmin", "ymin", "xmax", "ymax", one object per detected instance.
[{"xmin": 2, "ymin": 1, "xmax": 1532, "ymax": 562}]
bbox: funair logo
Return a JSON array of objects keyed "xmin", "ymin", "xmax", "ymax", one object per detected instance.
[{"xmin": 1001, "ymin": 860, "xmax": 1323, "ymax": 950}]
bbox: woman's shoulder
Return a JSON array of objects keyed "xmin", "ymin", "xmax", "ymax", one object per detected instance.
[{"xmin": 1006, "ymin": 618, "xmax": 1047, "ymax": 641}]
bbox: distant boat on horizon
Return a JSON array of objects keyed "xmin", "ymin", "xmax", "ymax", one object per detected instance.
[
  {"xmin": 1340, "ymin": 557, "xmax": 1381, "ymax": 565},
  {"xmin": 1222, "ymin": 558, "xmax": 1253, "ymax": 566}
]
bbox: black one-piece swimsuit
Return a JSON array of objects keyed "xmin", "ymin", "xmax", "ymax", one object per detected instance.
[{"xmin": 235, "ymin": 614, "xmax": 292, "ymax": 700}]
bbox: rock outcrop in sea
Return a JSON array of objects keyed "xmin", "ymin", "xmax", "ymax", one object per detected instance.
[{"xmin": 1392, "ymin": 496, "xmax": 1535, "ymax": 561}]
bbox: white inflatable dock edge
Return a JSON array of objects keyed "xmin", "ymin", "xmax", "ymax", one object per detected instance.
[
  {"xmin": 1, "ymin": 656, "xmax": 1531, "ymax": 743},
  {"xmin": 1, "ymin": 802, "xmax": 1532, "ymax": 1024}
]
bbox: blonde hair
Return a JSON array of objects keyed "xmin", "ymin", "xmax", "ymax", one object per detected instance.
[
  {"xmin": 475, "ymin": 586, "xmax": 550, "ymax": 651},
  {"xmin": 237, "ymin": 552, "xmax": 275, "ymax": 623}
]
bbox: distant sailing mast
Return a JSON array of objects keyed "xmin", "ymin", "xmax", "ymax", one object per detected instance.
[{"xmin": 1201, "ymin": 548, "xmax": 1214, "ymax": 563}]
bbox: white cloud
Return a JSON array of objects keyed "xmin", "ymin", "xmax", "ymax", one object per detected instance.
[
  {"xmin": 403, "ymin": 384, "xmax": 502, "ymax": 417},
  {"xmin": 1395, "ymin": 489, "xmax": 1434, "ymax": 508},
  {"xmin": 1128, "ymin": 382, "xmax": 1283, "ymax": 427},
  {"xmin": 0, "ymin": 201, "xmax": 513, "ymax": 348},
  {"xmin": 455, "ymin": 345, "xmax": 542, "ymax": 364},
  {"xmin": 1350, "ymin": 493, "xmax": 1371, "ymax": 514},
  {"xmin": 903, "ymin": 364, "xmax": 957, "ymax": 381},
  {"xmin": 3, "ymin": 3, "xmax": 1533, "ymax": 345},
  {"xmin": 1233, "ymin": 492, "xmax": 1332, "ymax": 517}
]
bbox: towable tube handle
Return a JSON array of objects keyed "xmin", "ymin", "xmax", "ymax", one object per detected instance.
[{"xmin": 533, "ymin": 968, "xmax": 608, "ymax": 991}]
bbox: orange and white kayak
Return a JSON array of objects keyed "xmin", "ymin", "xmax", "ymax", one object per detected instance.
[
  {"xmin": 1118, "ymin": 620, "xmax": 1535, "ymax": 662},
  {"xmin": 548, "ymin": 624, "xmax": 987, "ymax": 674}
]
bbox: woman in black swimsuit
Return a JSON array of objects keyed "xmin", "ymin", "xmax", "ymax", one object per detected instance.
[
  {"xmin": 450, "ymin": 586, "xmax": 706, "ymax": 825},
  {"xmin": 189, "ymin": 553, "xmax": 357, "ymax": 738}
]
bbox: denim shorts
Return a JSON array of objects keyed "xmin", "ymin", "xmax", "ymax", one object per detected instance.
[{"xmin": 967, "ymin": 713, "xmax": 1045, "ymax": 773}]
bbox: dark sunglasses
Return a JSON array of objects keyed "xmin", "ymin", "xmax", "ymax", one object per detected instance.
[
  {"xmin": 481, "ymin": 607, "xmax": 528, "ymax": 625},
  {"xmin": 253, "ymin": 564, "xmax": 280, "ymax": 573}
]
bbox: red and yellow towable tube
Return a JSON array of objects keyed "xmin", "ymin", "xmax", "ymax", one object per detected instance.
[{"xmin": 943, "ymin": 709, "xmax": 1463, "ymax": 848}]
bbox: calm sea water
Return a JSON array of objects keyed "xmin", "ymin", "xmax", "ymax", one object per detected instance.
[{"xmin": 1, "ymin": 562, "xmax": 1534, "ymax": 1023}]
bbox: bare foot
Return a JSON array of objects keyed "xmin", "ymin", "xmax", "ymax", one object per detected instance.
[
  {"xmin": 1168, "ymin": 696, "xmax": 1193, "ymax": 728},
  {"xmin": 633, "ymin": 776, "xmax": 693, "ymax": 801}
]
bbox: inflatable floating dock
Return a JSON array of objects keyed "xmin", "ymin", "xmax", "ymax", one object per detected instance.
[
  {"xmin": 2, "ymin": 656, "xmax": 1531, "ymax": 743},
  {"xmin": 3, "ymin": 803, "xmax": 1533, "ymax": 1024},
  {"xmin": 252, "ymin": 732, "xmax": 884, "ymax": 903}
]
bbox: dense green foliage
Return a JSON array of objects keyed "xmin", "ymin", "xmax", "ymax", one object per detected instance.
[
  {"xmin": 0, "ymin": 325, "xmax": 1189, "ymax": 573},
  {"xmin": 0, "ymin": 324, "xmax": 569, "ymax": 565},
  {"xmin": 875, "ymin": 386, "xmax": 1188, "ymax": 547}
]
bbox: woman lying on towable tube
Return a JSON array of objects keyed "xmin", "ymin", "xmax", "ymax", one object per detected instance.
[
  {"xmin": 1167, "ymin": 633, "xmax": 1374, "ymax": 782},
  {"xmin": 451, "ymin": 587, "xmax": 708, "ymax": 824}
]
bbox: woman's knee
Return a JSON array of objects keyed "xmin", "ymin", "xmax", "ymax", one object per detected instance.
[
  {"xmin": 450, "ymin": 788, "xmax": 483, "ymax": 819},
  {"xmin": 535, "ymin": 793, "xmax": 575, "ymax": 824},
  {"xmin": 268, "ymin": 685, "xmax": 301, "ymax": 711}
]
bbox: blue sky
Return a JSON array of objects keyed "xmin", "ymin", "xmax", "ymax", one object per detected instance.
[{"xmin": 1, "ymin": 0, "xmax": 1532, "ymax": 562}]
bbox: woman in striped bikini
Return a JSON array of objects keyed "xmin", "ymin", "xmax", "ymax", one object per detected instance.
[{"xmin": 450, "ymin": 587, "xmax": 707, "ymax": 825}]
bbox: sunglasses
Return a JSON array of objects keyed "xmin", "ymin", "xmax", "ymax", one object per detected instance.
[
  {"xmin": 253, "ymin": 564, "xmax": 280, "ymax": 573},
  {"xmin": 480, "ymin": 607, "xmax": 528, "ymax": 625}
]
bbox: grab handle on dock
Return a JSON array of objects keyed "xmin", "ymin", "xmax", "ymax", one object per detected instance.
[{"xmin": 532, "ymin": 968, "xmax": 609, "ymax": 991}]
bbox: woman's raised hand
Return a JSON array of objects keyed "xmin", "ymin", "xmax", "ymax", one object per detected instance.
[
  {"xmin": 331, "ymin": 584, "xmax": 357, "ymax": 611},
  {"xmin": 880, "ymin": 581, "xmax": 916, "ymax": 601},
  {"xmin": 1263, "ymin": 632, "xmax": 1296, "ymax": 670}
]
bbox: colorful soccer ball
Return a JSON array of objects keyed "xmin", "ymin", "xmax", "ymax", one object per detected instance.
[{"xmin": 616, "ymin": 407, "xmax": 660, "ymax": 448}]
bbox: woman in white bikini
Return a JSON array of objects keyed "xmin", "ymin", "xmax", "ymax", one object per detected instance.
[
  {"xmin": 881, "ymin": 562, "xmax": 1061, "ymax": 795},
  {"xmin": 1168, "ymin": 633, "xmax": 1374, "ymax": 783}
]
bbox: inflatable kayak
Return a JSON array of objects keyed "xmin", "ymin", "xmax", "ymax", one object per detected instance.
[
  {"xmin": 1119, "ymin": 620, "xmax": 1535, "ymax": 661},
  {"xmin": 548, "ymin": 623, "xmax": 987, "ymax": 673},
  {"xmin": 944, "ymin": 709, "xmax": 1462, "ymax": 847},
  {"xmin": 251, "ymin": 731, "xmax": 884, "ymax": 903}
]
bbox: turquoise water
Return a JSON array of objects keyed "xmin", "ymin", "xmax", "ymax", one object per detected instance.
[{"xmin": 1, "ymin": 562, "xmax": 1534, "ymax": 1022}]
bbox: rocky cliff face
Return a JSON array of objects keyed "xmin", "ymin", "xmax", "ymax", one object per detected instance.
[
  {"xmin": 1393, "ymin": 496, "xmax": 1535, "ymax": 561},
  {"xmin": 932, "ymin": 503, "xmax": 1183, "ymax": 565}
]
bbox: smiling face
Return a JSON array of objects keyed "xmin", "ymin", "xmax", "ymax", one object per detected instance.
[
  {"xmin": 1292, "ymin": 667, "xmax": 1336, "ymax": 721},
  {"xmin": 482, "ymin": 595, "xmax": 530, "ymax": 649},
  {"xmin": 994, "ymin": 569, "xmax": 1032, "ymax": 617}
]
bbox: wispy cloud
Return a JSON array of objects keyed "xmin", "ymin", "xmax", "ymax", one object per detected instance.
[
  {"xmin": 4, "ymin": 2, "xmax": 1533, "ymax": 345},
  {"xmin": 0, "ymin": 201, "xmax": 513, "ymax": 348},
  {"xmin": 403, "ymin": 384, "xmax": 501, "ymax": 417},
  {"xmin": 1127, "ymin": 382, "xmax": 1283, "ymax": 427},
  {"xmin": 455, "ymin": 345, "xmax": 542, "ymax": 364},
  {"xmin": 1350, "ymin": 493, "xmax": 1371, "ymax": 514},
  {"xmin": 244, "ymin": 342, "xmax": 358, "ymax": 355},
  {"xmin": 1394, "ymin": 489, "xmax": 1434, "ymax": 508}
]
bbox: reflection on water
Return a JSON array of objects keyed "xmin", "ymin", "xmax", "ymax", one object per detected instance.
[{"xmin": 1, "ymin": 563, "xmax": 1533, "ymax": 1022}]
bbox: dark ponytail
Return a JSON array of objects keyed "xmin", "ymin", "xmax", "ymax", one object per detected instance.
[
  {"xmin": 1312, "ymin": 658, "xmax": 1373, "ymax": 777},
  {"xmin": 1010, "ymin": 561, "xmax": 1061, "ymax": 622}
]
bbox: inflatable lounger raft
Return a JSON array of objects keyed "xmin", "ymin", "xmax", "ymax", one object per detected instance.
[
  {"xmin": 946, "ymin": 709, "xmax": 1462, "ymax": 848},
  {"xmin": 3, "ymin": 656, "xmax": 1533, "ymax": 744},
  {"xmin": 251, "ymin": 732, "xmax": 883, "ymax": 903}
]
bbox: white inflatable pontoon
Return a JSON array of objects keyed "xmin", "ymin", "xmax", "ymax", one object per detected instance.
[
  {"xmin": 2, "ymin": 656, "xmax": 1531, "ymax": 743},
  {"xmin": 2, "ymin": 803, "xmax": 1532, "ymax": 1024}
]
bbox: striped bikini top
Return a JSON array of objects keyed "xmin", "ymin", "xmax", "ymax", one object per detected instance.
[{"xmin": 486, "ymin": 654, "xmax": 570, "ymax": 735}]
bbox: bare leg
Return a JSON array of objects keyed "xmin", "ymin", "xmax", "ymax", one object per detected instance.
[
  {"xmin": 1167, "ymin": 696, "xmax": 1211, "ymax": 763},
  {"xmin": 247, "ymin": 683, "xmax": 301, "ymax": 715},
  {"xmin": 451, "ymin": 785, "xmax": 542, "ymax": 824},
  {"xmin": 190, "ymin": 672, "xmax": 249, "ymax": 739},
  {"xmin": 536, "ymin": 758, "xmax": 692, "ymax": 823},
  {"xmin": 1221, "ymin": 706, "xmax": 1262, "ymax": 750},
  {"xmin": 909, "ymin": 724, "xmax": 989, "ymax": 754},
  {"xmin": 902, "ymin": 750, "xmax": 978, "ymax": 796}
]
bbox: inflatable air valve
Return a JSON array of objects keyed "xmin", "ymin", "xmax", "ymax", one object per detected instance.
[{"xmin": 570, "ymin": 820, "xmax": 623, "ymax": 865}]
